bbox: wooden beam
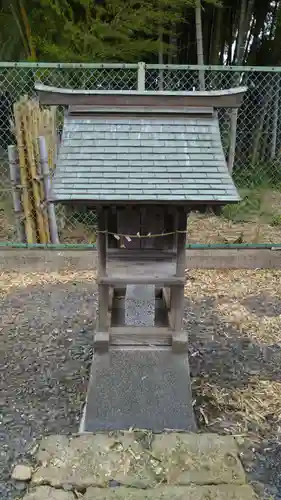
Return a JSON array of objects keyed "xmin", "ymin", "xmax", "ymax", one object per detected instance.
[
  {"xmin": 110, "ymin": 326, "xmax": 172, "ymax": 347},
  {"xmin": 94, "ymin": 332, "xmax": 110, "ymax": 353},
  {"xmin": 171, "ymin": 208, "xmax": 187, "ymax": 353},
  {"xmin": 35, "ymin": 83, "xmax": 247, "ymax": 109},
  {"xmin": 110, "ymin": 326, "xmax": 171, "ymax": 335},
  {"xmin": 176, "ymin": 210, "xmax": 187, "ymax": 277},
  {"xmin": 98, "ymin": 276, "xmax": 185, "ymax": 286},
  {"xmin": 107, "ymin": 249, "xmax": 176, "ymax": 260},
  {"xmin": 96, "ymin": 283, "xmax": 110, "ymax": 352},
  {"xmin": 97, "ymin": 208, "xmax": 107, "ymax": 277},
  {"xmin": 68, "ymin": 106, "xmax": 215, "ymax": 116},
  {"xmin": 172, "ymin": 332, "xmax": 189, "ymax": 353}
]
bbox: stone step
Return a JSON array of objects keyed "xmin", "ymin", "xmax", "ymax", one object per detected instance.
[
  {"xmin": 24, "ymin": 484, "xmax": 257, "ymax": 500},
  {"xmin": 85, "ymin": 485, "xmax": 257, "ymax": 499},
  {"xmin": 21, "ymin": 432, "xmax": 257, "ymax": 500},
  {"xmin": 29, "ymin": 432, "xmax": 248, "ymax": 489}
]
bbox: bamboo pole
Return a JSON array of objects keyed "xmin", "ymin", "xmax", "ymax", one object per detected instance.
[
  {"xmin": 21, "ymin": 99, "xmax": 48, "ymax": 243},
  {"xmin": 38, "ymin": 136, "xmax": 59, "ymax": 244},
  {"xmin": 13, "ymin": 100, "xmax": 36, "ymax": 243},
  {"xmin": 8, "ymin": 145, "xmax": 25, "ymax": 242},
  {"xmin": 31, "ymin": 100, "xmax": 50, "ymax": 242},
  {"xmin": 12, "ymin": 96, "xmax": 58, "ymax": 243}
]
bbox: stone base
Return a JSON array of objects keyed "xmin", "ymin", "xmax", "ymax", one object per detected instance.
[
  {"xmin": 82, "ymin": 347, "xmax": 196, "ymax": 432},
  {"xmin": 22, "ymin": 432, "xmax": 256, "ymax": 500},
  {"xmin": 24, "ymin": 485, "xmax": 257, "ymax": 500}
]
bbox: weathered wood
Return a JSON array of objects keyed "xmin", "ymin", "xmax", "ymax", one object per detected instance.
[
  {"xmin": 111, "ymin": 333, "xmax": 171, "ymax": 346},
  {"xmin": 108, "ymin": 287, "xmax": 114, "ymax": 310},
  {"xmin": 107, "ymin": 249, "xmax": 176, "ymax": 260},
  {"xmin": 172, "ymin": 331, "xmax": 189, "ymax": 353},
  {"xmin": 94, "ymin": 332, "xmax": 110, "ymax": 353},
  {"xmin": 162, "ymin": 287, "xmax": 171, "ymax": 310},
  {"xmin": 171, "ymin": 285, "xmax": 185, "ymax": 330},
  {"xmin": 98, "ymin": 276, "xmax": 185, "ymax": 286},
  {"xmin": 110, "ymin": 326, "xmax": 171, "ymax": 335},
  {"xmin": 97, "ymin": 283, "xmax": 110, "ymax": 336},
  {"xmin": 176, "ymin": 210, "xmax": 187, "ymax": 277},
  {"xmin": 165, "ymin": 209, "xmax": 187, "ymax": 352},
  {"xmin": 117, "ymin": 208, "xmax": 141, "ymax": 249},
  {"xmin": 38, "ymin": 136, "xmax": 59, "ymax": 244},
  {"xmin": 35, "ymin": 83, "xmax": 247, "ymax": 109},
  {"xmin": 8, "ymin": 145, "xmax": 25, "ymax": 243},
  {"xmin": 97, "ymin": 209, "xmax": 107, "ymax": 276},
  {"xmin": 69, "ymin": 106, "xmax": 215, "ymax": 115}
]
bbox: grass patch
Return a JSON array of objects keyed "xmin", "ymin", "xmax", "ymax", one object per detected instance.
[{"xmin": 221, "ymin": 187, "xmax": 281, "ymax": 224}]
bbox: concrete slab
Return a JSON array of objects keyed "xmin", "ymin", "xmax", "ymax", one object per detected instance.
[
  {"xmin": 125, "ymin": 284, "xmax": 155, "ymax": 327},
  {"xmin": 23, "ymin": 486, "xmax": 75, "ymax": 500},
  {"xmin": 83, "ymin": 347, "xmax": 196, "ymax": 432},
  {"xmin": 84, "ymin": 485, "xmax": 257, "ymax": 500},
  {"xmin": 152, "ymin": 433, "xmax": 246, "ymax": 485}
]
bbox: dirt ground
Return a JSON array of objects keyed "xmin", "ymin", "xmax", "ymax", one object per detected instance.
[{"xmin": 1, "ymin": 251, "xmax": 281, "ymax": 499}]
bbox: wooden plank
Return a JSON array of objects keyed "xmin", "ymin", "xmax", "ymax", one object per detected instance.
[
  {"xmin": 97, "ymin": 209, "xmax": 107, "ymax": 277},
  {"xmin": 169, "ymin": 209, "xmax": 187, "ymax": 351},
  {"xmin": 69, "ymin": 105, "xmax": 215, "ymax": 115},
  {"xmin": 35, "ymin": 83, "xmax": 247, "ymax": 108},
  {"xmin": 97, "ymin": 283, "xmax": 110, "ymax": 334},
  {"xmin": 176, "ymin": 210, "xmax": 187, "ymax": 277},
  {"xmin": 110, "ymin": 326, "xmax": 171, "ymax": 335},
  {"xmin": 98, "ymin": 276, "xmax": 185, "ymax": 286},
  {"xmin": 94, "ymin": 332, "xmax": 110, "ymax": 353},
  {"xmin": 162, "ymin": 287, "xmax": 171, "ymax": 310},
  {"xmin": 8, "ymin": 145, "xmax": 25, "ymax": 243},
  {"xmin": 110, "ymin": 326, "xmax": 172, "ymax": 346},
  {"xmin": 172, "ymin": 331, "xmax": 189, "ymax": 353},
  {"xmin": 107, "ymin": 249, "xmax": 176, "ymax": 260},
  {"xmin": 111, "ymin": 335, "xmax": 171, "ymax": 346},
  {"xmin": 171, "ymin": 285, "xmax": 185, "ymax": 330}
]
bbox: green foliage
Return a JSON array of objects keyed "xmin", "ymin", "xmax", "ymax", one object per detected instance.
[
  {"xmin": 221, "ymin": 189, "xmax": 264, "ymax": 223},
  {"xmin": 221, "ymin": 185, "xmax": 281, "ymax": 224},
  {"xmin": 234, "ymin": 160, "xmax": 281, "ymax": 189},
  {"xmin": 25, "ymin": 0, "xmax": 194, "ymax": 62},
  {"xmin": 270, "ymin": 214, "xmax": 281, "ymax": 227}
]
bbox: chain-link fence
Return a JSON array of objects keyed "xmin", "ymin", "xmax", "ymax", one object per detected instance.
[{"xmin": 0, "ymin": 62, "xmax": 281, "ymax": 246}]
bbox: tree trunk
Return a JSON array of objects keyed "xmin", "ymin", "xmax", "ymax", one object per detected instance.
[
  {"xmin": 195, "ymin": 0, "xmax": 205, "ymax": 90},
  {"xmin": 228, "ymin": 0, "xmax": 253, "ymax": 173},
  {"xmin": 168, "ymin": 27, "xmax": 177, "ymax": 64},
  {"xmin": 158, "ymin": 27, "xmax": 164, "ymax": 90},
  {"xmin": 233, "ymin": 0, "xmax": 247, "ymax": 65},
  {"xmin": 210, "ymin": 7, "xmax": 223, "ymax": 64},
  {"xmin": 251, "ymin": 97, "xmax": 269, "ymax": 166},
  {"xmin": 270, "ymin": 74, "xmax": 280, "ymax": 160}
]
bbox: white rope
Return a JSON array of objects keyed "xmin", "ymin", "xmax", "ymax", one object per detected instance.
[{"xmin": 96, "ymin": 229, "xmax": 187, "ymax": 240}]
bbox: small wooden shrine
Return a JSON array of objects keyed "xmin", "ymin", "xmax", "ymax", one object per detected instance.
[{"xmin": 36, "ymin": 84, "xmax": 246, "ymax": 358}]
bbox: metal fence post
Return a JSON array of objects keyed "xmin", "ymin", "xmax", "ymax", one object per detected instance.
[{"xmin": 137, "ymin": 62, "xmax": 146, "ymax": 91}]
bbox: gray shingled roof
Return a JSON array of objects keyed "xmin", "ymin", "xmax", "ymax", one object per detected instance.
[{"xmin": 50, "ymin": 112, "xmax": 240, "ymax": 203}]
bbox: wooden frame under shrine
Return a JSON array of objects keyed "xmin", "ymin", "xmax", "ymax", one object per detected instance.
[{"xmin": 94, "ymin": 204, "xmax": 188, "ymax": 353}]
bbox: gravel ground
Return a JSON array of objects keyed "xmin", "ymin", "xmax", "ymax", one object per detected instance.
[
  {"xmin": 0, "ymin": 257, "xmax": 97, "ymax": 500},
  {"xmin": 1, "ymin": 252, "xmax": 281, "ymax": 499}
]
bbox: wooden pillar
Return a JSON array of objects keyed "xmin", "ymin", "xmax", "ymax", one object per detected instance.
[
  {"xmin": 171, "ymin": 208, "xmax": 188, "ymax": 353},
  {"xmin": 97, "ymin": 208, "xmax": 107, "ymax": 277},
  {"xmin": 95, "ymin": 208, "xmax": 110, "ymax": 352}
]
